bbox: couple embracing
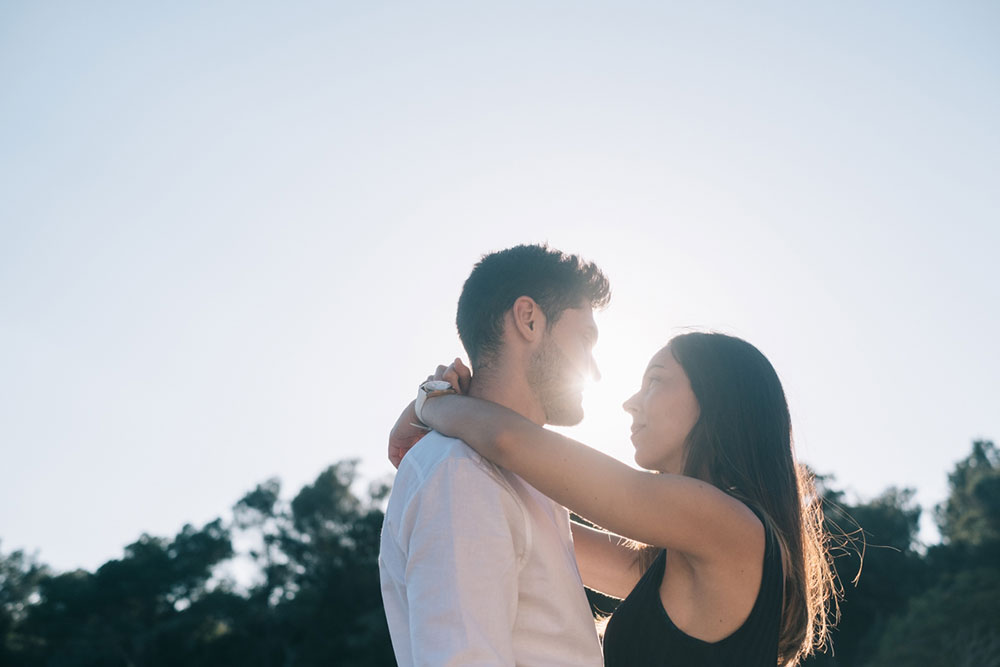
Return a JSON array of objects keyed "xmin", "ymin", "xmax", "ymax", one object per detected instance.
[{"xmin": 379, "ymin": 244, "xmax": 836, "ymax": 666}]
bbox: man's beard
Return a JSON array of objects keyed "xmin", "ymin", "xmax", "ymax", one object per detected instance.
[{"xmin": 527, "ymin": 336, "xmax": 585, "ymax": 426}]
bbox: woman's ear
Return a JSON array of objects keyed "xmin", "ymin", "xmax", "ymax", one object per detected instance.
[{"xmin": 511, "ymin": 296, "xmax": 545, "ymax": 342}]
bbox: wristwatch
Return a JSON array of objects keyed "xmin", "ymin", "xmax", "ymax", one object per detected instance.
[{"xmin": 414, "ymin": 380, "xmax": 457, "ymax": 425}]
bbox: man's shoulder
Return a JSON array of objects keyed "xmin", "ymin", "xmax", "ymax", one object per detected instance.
[
  {"xmin": 403, "ymin": 431, "xmax": 482, "ymax": 469},
  {"xmin": 387, "ymin": 432, "xmax": 513, "ymax": 504}
]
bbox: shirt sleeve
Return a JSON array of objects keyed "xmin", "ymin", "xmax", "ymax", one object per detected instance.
[{"xmin": 397, "ymin": 457, "xmax": 527, "ymax": 667}]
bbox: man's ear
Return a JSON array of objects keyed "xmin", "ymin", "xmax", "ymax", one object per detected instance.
[{"xmin": 510, "ymin": 296, "xmax": 546, "ymax": 342}]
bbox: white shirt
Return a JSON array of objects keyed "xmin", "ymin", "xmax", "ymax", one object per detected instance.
[{"xmin": 379, "ymin": 431, "xmax": 604, "ymax": 667}]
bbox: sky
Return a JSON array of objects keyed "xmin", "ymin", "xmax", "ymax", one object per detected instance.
[{"xmin": 1, "ymin": 1, "xmax": 998, "ymax": 572}]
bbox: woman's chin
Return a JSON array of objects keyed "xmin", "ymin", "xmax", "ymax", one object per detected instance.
[
  {"xmin": 633, "ymin": 452, "xmax": 678, "ymax": 475},
  {"xmin": 633, "ymin": 451, "xmax": 654, "ymax": 471}
]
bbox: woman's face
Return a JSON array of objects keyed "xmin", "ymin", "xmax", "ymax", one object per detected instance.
[{"xmin": 623, "ymin": 346, "xmax": 701, "ymax": 474}]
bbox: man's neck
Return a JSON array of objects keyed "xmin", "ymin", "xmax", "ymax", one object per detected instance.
[{"xmin": 468, "ymin": 365, "xmax": 546, "ymax": 426}]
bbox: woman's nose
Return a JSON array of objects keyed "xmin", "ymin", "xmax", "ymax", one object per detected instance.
[{"xmin": 622, "ymin": 392, "xmax": 639, "ymax": 415}]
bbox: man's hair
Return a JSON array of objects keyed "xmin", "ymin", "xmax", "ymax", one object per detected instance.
[{"xmin": 456, "ymin": 244, "xmax": 610, "ymax": 368}]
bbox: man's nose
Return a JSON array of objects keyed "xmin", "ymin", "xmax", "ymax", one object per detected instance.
[{"xmin": 590, "ymin": 357, "xmax": 601, "ymax": 382}]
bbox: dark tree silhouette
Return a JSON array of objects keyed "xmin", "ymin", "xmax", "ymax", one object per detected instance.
[
  {"xmin": 866, "ymin": 567, "xmax": 1000, "ymax": 667},
  {"xmin": 864, "ymin": 439, "xmax": 1000, "ymax": 666},
  {"xmin": 801, "ymin": 481, "xmax": 927, "ymax": 666},
  {"xmin": 1, "ymin": 461, "xmax": 394, "ymax": 666},
  {"xmin": 13, "ymin": 519, "xmax": 232, "ymax": 666},
  {"xmin": 0, "ymin": 544, "xmax": 48, "ymax": 665},
  {"xmin": 936, "ymin": 439, "xmax": 1000, "ymax": 546}
]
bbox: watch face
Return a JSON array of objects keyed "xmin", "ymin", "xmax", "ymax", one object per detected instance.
[{"xmin": 422, "ymin": 380, "xmax": 453, "ymax": 392}]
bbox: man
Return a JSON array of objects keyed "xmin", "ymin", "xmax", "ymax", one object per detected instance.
[{"xmin": 379, "ymin": 244, "xmax": 611, "ymax": 666}]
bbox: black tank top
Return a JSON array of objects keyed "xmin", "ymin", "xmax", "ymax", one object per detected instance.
[{"xmin": 603, "ymin": 513, "xmax": 783, "ymax": 666}]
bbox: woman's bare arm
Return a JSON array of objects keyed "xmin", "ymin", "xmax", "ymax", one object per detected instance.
[{"xmin": 420, "ymin": 395, "xmax": 763, "ymax": 563}]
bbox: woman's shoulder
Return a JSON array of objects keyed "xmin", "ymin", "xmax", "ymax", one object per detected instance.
[{"xmin": 680, "ymin": 487, "xmax": 766, "ymax": 564}]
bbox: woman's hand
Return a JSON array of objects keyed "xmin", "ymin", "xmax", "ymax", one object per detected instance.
[
  {"xmin": 437, "ymin": 357, "xmax": 472, "ymax": 394},
  {"xmin": 388, "ymin": 400, "xmax": 427, "ymax": 469},
  {"xmin": 387, "ymin": 358, "xmax": 472, "ymax": 469}
]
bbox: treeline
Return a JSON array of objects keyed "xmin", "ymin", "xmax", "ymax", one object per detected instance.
[
  {"xmin": 0, "ymin": 462, "xmax": 394, "ymax": 666},
  {"xmin": 2, "ymin": 441, "xmax": 998, "ymax": 666}
]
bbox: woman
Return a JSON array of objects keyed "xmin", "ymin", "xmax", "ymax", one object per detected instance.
[{"xmin": 393, "ymin": 332, "xmax": 836, "ymax": 665}]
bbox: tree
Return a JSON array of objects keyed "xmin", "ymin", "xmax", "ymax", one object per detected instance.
[
  {"xmin": 860, "ymin": 440, "xmax": 1000, "ymax": 666},
  {"xmin": 866, "ymin": 567, "xmax": 1000, "ymax": 667},
  {"xmin": 936, "ymin": 439, "xmax": 1000, "ymax": 546},
  {"xmin": 270, "ymin": 461, "xmax": 394, "ymax": 666},
  {"xmin": 1, "ymin": 459, "xmax": 397, "ymax": 666},
  {"xmin": 15, "ymin": 519, "xmax": 233, "ymax": 666},
  {"xmin": 803, "ymin": 480, "xmax": 927, "ymax": 666},
  {"xmin": 0, "ymin": 544, "xmax": 48, "ymax": 665},
  {"xmin": 228, "ymin": 461, "xmax": 395, "ymax": 666}
]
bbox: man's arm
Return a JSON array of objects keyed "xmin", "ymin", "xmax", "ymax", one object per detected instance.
[
  {"xmin": 571, "ymin": 521, "xmax": 644, "ymax": 599},
  {"xmin": 397, "ymin": 456, "xmax": 526, "ymax": 666}
]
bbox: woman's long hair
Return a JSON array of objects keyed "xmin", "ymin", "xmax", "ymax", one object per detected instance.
[{"xmin": 663, "ymin": 332, "xmax": 836, "ymax": 665}]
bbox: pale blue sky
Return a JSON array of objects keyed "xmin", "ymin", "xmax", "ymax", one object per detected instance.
[{"xmin": 2, "ymin": 1, "xmax": 998, "ymax": 571}]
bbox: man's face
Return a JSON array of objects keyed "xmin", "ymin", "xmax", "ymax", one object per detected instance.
[{"xmin": 527, "ymin": 306, "xmax": 600, "ymax": 426}]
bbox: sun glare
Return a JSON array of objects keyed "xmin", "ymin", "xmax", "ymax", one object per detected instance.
[{"xmin": 553, "ymin": 310, "xmax": 663, "ymax": 467}]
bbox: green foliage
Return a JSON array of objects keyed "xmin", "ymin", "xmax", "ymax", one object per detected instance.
[
  {"xmin": 831, "ymin": 439, "xmax": 1000, "ymax": 667},
  {"xmin": 803, "ymin": 483, "xmax": 927, "ymax": 666},
  {"xmin": 936, "ymin": 439, "xmax": 1000, "ymax": 546},
  {"xmin": 0, "ymin": 461, "xmax": 393, "ymax": 666},
  {"xmin": 866, "ymin": 568, "xmax": 1000, "ymax": 667},
  {"xmin": 0, "ymin": 545, "xmax": 48, "ymax": 665},
  {"xmin": 12, "ymin": 519, "xmax": 234, "ymax": 667},
  {"xmin": 252, "ymin": 460, "xmax": 395, "ymax": 665}
]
